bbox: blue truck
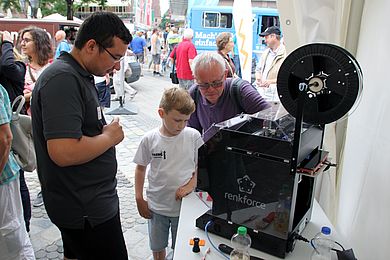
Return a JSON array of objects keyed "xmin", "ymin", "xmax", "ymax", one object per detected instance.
[{"xmin": 187, "ymin": 5, "xmax": 279, "ymax": 58}]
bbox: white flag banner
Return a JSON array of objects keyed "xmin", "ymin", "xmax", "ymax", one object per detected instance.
[{"xmin": 233, "ymin": 0, "xmax": 253, "ymax": 81}]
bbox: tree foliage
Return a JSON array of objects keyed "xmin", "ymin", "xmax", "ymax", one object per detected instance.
[
  {"xmin": 0, "ymin": 0, "xmax": 108, "ymax": 17},
  {"xmin": 159, "ymin": 10, "xmax": 171, "ymax": 29},
  {"xmin": 39, "ymin": 0, "xmax": 67, "ymax": 16},
  {"xmin": 1, "ymin": 0, "xmax": 22, "ymax": 11}
]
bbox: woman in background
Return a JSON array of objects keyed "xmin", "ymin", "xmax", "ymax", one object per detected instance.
[
  {"xmin": 20, "ymin": 26, "xmax": 53, "ymax": 116},
  {"xmin": 216, "ymin": 32, "xmax": 236, "ymax": 78},
  {"xmin": 1, "ymin": 30, "xmax": 33, "ymax": 233},
  {"xmin": 20, "ymin": 26, "xmax": 53, "ymax": 208}
]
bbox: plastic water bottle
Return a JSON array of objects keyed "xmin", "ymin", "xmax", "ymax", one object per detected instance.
[
  {"xmin": 310, "ymin": 226, "xmax": 334, "ymax": 260},
  {"xmin": 230, "ymin": 226, "xmax": 251, "ymax": 260}
]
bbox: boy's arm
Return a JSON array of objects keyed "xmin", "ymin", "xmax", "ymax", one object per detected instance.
[
  {"xmin": 135, "ymin": 164, "xmax": 152, "ymax": 219},
  {"xmin": 175, "ymin": 170, "xmax": 198, "ymax": 200}
]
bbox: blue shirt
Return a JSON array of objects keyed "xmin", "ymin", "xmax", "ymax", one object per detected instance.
[
  {"xmin": 55, "ymin": 40, "xmax": 72, "ymax": 59},
  {"xmin": 130, "ymin": 36, "xmax": 147, "ymax": 54},
  {"xmin": 0, "ymin": 85, "xmax": 20, "ymax": 185}
]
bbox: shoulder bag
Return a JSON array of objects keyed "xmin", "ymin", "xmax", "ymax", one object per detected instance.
[
  {"xmin": 170, "ymin": 48, "xmax": 179, "ymax": 84},
  {"xmin": 10, "ymin": 95, "xmax": 37, "ymax": 172}
]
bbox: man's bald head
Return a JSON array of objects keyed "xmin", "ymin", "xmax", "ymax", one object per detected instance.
[{"xmin": 55, "ymin": 30, "xmax": 66, "ymax": 42}]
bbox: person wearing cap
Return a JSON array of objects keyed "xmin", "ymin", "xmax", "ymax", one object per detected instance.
[{"xmin": 255, "ymin": 26, "xmax": 286, "ymax": 90}]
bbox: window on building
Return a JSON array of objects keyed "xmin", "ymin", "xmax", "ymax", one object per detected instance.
[{"xmin": 89, "ymin": 6, "xmax": 98, "ymax": 12}]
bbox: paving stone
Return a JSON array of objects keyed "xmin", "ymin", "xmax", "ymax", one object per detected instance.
[
  {"xmin": 34, "ymin": 212, "xmax": 43, "ymax": 218},
  {"xmin": 47, "ymin": 251, "xmax": 61, "ymax": 259},
  {"xmin": 55, "ymin": 239, "xmax": 63, "ymax": 247},
  {"xmin": 31, "ymin": 219, "xmax": 53, "ymax": 229},
  {"xmin": 123, "ymin": 222, "xmax": 132, "ymax": 229},
  {"xmin": 132, "ymin": 223, "xmax": 148, "ymax": 235},
  {"xmin": 45, "ymin": 244, "xmax": 58, "ymax": 252},
  {"xmin": 127, "ymin": 236, "xmax": 152, "ymax": 260},
  {"xmin": 34, "ymin": 249, "xmax": 46, "ymax": 258},
  {"xmin": 40, "ymin": 225, "xmax": 61, "ymax": 242},
  {"xmin": 123, "ymin": 229, "xmax": 145, "ymax": 246}
]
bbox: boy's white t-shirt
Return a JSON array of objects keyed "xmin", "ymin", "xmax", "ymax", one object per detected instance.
[{"xmin": 133, "ymin": 127, "xmax": 202, "ymax": 217}]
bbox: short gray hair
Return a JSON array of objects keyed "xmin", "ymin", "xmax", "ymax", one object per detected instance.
[
  {"xmin": 191, "ymin": 52, "xmax": 226, "ymax": 76},
  {"xmin": 183, "ymin": 28, "xmax": 194, "ymax": 40}
]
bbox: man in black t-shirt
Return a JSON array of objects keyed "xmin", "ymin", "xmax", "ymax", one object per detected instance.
[{"xmin": 31, "ymin": 12, "xmax": 132, "ymax": 259}]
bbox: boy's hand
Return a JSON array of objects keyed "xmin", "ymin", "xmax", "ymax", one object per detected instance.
[
  {"xmin": 136, "ymin": 198, "xmax": 151, "ymax": 219},
  {"xmin": 175, "ymin": 185, "xmax": 193, "ymax": 200}
]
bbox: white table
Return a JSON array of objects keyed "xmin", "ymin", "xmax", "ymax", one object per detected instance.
[{"xmin": 174, "ymin": 192, "xmax": 343, "ymax": 260}]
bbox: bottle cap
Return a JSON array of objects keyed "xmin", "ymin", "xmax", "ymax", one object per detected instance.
[
  {"xmin": 237, "ymin": 226, "xmax": 247, "ymax": 235},
  {"xmin": 321, "ymin": 226, "xmax": 331, "ymax": 235}
]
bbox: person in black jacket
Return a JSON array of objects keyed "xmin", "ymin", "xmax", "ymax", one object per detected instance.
[
  {"xmin": 0, "ymin": 30, "xmax": 32, "ymax": 233},
  {"xmin": 0, "ymin": 31, "xmax": 26, "ymax": 103}
]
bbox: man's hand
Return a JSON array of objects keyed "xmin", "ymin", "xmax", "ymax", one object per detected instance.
[
  {"xmin": 102, "ymin": 117, "xmax": 124, "ymax": 146},
  {"xmin": 260, "ymin": 80, "xmax": 272, "ymax": 88},
  {"xmin": 136, "ymin": 198, "xmax": 152, "ymax": 219},
  {"xmin": 255, "ymin": 77, "xmax": 263, "ymax": 87}
]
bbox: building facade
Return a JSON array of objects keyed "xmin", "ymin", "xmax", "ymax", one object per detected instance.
[{"xmin": 74, "ymin": 0, "xmax": 134, "ymax": 22}]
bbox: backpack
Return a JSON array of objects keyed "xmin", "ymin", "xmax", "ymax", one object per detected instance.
[{"xmin": 193, "ymin": 77, "xmax": 250, "ymax": 111}]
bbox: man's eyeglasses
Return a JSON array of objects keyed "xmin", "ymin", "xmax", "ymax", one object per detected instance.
[
  {"xmin": 95, "ymin": 40, "xmax": 124, "ymax": 63},
  {"xmin": 196, "ymin": 74, "xmax": 225, "ymax": 89}
]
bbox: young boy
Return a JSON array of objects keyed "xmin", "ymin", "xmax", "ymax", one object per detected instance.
[
  {"xmin": 160, "ymin": 48, "xmax": 168, "ymax": 74},
  {"xmin": 134, "ymin": 87, "xmax": 202, "ymax": 260}
]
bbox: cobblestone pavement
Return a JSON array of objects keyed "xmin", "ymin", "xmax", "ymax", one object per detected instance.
[{"xmin": 26, "ymin": 74, "xmax": 172, "ymax": 259}]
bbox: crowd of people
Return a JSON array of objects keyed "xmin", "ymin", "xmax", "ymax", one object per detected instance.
[
  {"xmin": 1, "ymin": 10, "xmax": 286, "ymax": 260},
  {"xmin": 128, "ymin": 23, "xmax": 286, "ymax": 97}
]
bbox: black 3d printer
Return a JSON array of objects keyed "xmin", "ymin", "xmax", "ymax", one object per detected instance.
[{"xmin": 195, "ymin": 44, "xmax": 362, "ymax": 258}]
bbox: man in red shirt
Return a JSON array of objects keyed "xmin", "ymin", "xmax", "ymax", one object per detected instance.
[{"xmin": 169, "ymin": 28, "xmax": 197, "ymax": 90}]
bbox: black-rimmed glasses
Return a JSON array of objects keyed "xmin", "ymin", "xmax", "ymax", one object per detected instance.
[{"xmin": 95, "ymin": 40, "xmax": 124, "ymax": 63}]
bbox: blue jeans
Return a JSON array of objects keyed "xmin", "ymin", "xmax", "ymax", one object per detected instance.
[
  {"xmin": 147, "ymin": 211, "xmax": 179, "ymax": 252},
  {"xmin": 233, "ymin": 55, "xmax": 242, "ymax": 78},
  {"xmin": 95, "ymin": 81, "xmax": 111, "ymax": 108}
]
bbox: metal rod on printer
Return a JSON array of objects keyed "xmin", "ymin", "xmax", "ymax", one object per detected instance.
[{"xmin": 290, "ymin": 83, "xmax": 307, "ymax": 174}]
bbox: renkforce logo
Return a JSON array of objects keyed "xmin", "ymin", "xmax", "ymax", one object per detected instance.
[
  {"xmin": 224, "ymin": 175, "xmax": 266, "ymax": 209},
  {"xmin": 237, "ymin": 175, "xmax": 256, "ymax": 194},
  {"xmin": 224, "ymin": 193, "xmax": 266, "ymax": 209}
]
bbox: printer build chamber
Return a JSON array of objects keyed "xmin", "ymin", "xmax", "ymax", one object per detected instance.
[
  {"xmin": 196, "ymin": 104, "xmax": 325, "ymax": 258},
  {"xmin": 195, "ymin": 43, "xmax": 363, "ymax": 258}
]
